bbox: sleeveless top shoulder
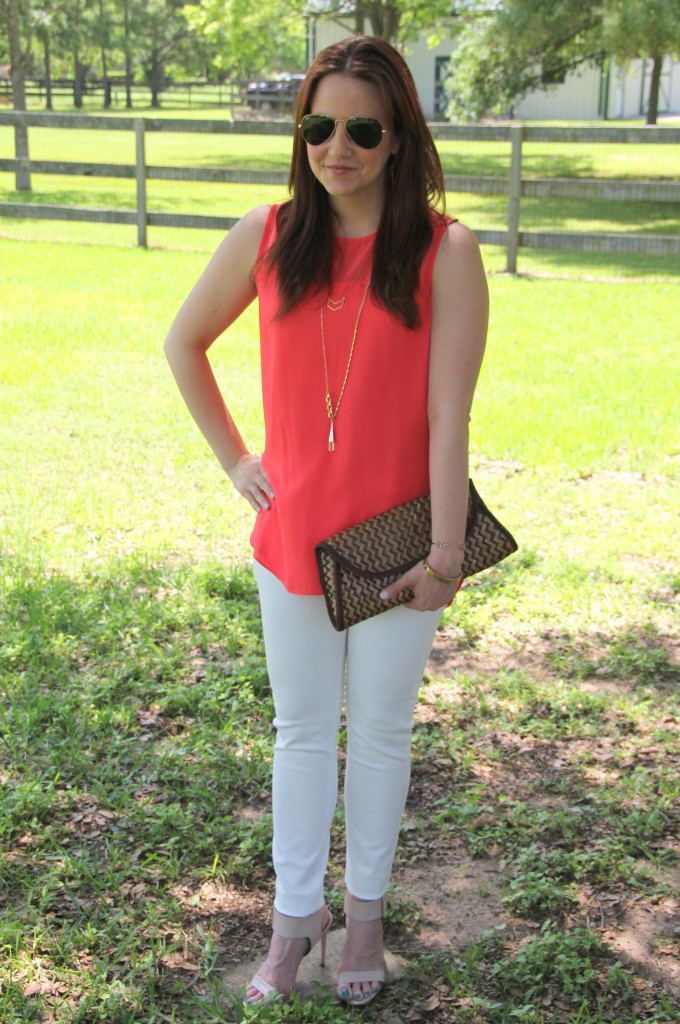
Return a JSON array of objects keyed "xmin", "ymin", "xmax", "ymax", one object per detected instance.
[{"xmin": 251, "ymin": 204, "xmax": 452, "ymax": 595}]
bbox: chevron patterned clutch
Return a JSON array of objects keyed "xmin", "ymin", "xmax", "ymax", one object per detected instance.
[{"xmin": 315, "ymin": 479, "xmax": 518, "ymax": 631}]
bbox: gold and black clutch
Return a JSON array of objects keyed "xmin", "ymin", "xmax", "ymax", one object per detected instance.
[{"xmin": 315, "ymin": 479, "xmax": 518, "ymax": 631}]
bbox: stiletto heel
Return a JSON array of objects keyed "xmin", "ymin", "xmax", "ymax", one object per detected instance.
[
  {"xmin": 337, "ymin": 894, "xmax": 387, "ymax": 1007},
  {"xmin": 246, "ymin": 905, "xmax": 332, "ymax": 1004}
]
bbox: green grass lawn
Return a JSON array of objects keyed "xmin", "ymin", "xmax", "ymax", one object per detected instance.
[
  {"xmin": 2, "ymin": 172, "xmax": 678, "ymax": 244},
  {"xmin": 1, "ymin": 117, "xmax": 678, "ymax": 273},
  {"xmin": 3, "ymin": 121, "xmax": 679, "ymax": 178},
  {"xmin": 1, "ymin": 237, "xmax": 678, "ymax": 1023}
]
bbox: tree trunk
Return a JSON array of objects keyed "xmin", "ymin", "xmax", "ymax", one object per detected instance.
[
  {"xmin": 150, "ymin": 54, "xmax": 162, "ymax": 108},
  {"xmin": 74, "ymin": 51, "xmax": 84, "ymax": 107},
  {"xmin": 99, "ymin": 0, "xmax": 111, "ymax": 108},
  {"xmin": 384, "ymin": 4, "xmax": 400, "ymax": 43},
  {"xmin": 364, "ymin": 2, "xmax": 400, "ymax": 43},
  {"xmin": 646, "ymin": 53, "xmax": 662, "ymax": 125},
  {"xmin": 369, "ymin": 2, "xmax": 384, "ymax": 39},
  {"xmin": 101, "ymin": 48, "xmax": 111, "ymax": 107},
  {"xmin": 43, "ymin": 33, "xmax": 53, "ymax": 110},
  {"xmin": 125, "ymin": 50, "xmax": 133, "ymax": 107},
  {"xmin": 355, "ymin": 1, "xmax": 365, "ymax": 34},
  {"xmin": 8, "ymin": 0, "xmax": 30, "ymax": 190},
  {"xmin": 124, "ymin": 0, "xmax": 133, "ymax": 107}
]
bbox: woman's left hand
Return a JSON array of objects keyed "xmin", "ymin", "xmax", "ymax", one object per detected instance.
[{"xmin": 379, "ymin": 561, "xmax": 461, "ymax": 612}]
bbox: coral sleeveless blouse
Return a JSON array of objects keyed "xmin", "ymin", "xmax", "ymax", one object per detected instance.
[{"xmin": 251, "ymin": 204, "xmax": 450, "ymax": 595}]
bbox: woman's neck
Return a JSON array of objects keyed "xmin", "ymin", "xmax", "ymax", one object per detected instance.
[{"xmin": 331, "ymin": 196, "xmax": 384, "ymax": 239}]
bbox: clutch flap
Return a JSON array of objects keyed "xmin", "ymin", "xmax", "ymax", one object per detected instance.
[{"xmin": 315, "ymin": 493, "xmax": 431, "ymax": 577}]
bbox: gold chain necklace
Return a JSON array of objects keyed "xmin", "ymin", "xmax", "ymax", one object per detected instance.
[{"xmin": 320, "ymin": 281, "xmax": 370, "ymax": 452}]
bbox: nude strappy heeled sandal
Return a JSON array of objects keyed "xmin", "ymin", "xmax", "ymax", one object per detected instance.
[
  {"xmin": 246, "ymin": 905, "xmax": 332, "ymax": 1004},
  {"xmin": 337, "ymin": 894, "xmax": 387, "ymax": 1007}
]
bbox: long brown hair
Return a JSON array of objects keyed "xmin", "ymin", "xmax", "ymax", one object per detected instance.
[{"xmin": 265, "ymin": 36, "xmax": 446, "ymax": 329}]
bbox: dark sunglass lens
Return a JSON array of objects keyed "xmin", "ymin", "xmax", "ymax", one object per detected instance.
[
  {"xmin": 347, "ymin": 118, "xmax": 383, "ymax": 148},
  {"xmin": 301, "ymin": 115, "xmax": 334, "ymax": 145}
]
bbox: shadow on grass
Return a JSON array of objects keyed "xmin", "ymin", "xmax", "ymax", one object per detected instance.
[
  {"xmin": 512, "ymin": 247, "xmax": 680, "ymax": 278},
  {"xmin": 438, "ymin": 149, "xmax": 598, "ymax": 179},
  {"xmin": 191, "ymin": 150, "xmax": 292, "ymax": 172},
  {"xmin": 407, "ymin": 626, "xmax": 679, "ymax": 1015},
  {"xmin": 0, "ymin": 555, "xmax": 282, "ymax": 1019},
  {"xmin": 543, "ymin": 620, "xmax": 679, "ymax": 693},
  {"xmin": 0, "ymin": 185, "xmax": 136, "ymax": 209},
  {"xmin": 1, "ymin": 554, "xmax": 678, "ymax": 1021},
  {"xmin": 447, "ymin": 190, "xmax": 680, "ymax": 234}
]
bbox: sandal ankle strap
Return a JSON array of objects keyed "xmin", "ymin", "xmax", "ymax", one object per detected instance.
[
  {"xmin": 272, "ymin": 906, "xmax": 326, "ymax": 941},
  {"xmin": 344, "ymin": 894, "xmax": 386, "ymax": 921}
]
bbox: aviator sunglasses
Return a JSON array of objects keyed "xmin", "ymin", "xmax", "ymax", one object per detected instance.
[{"xmin": 299, "ymin": 114, "xmax": 390, "ymax": 149}]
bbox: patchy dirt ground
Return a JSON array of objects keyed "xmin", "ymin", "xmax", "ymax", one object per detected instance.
[
  {"xmin": 191, "ymin": 627, "xmax": 680, "ymax": 1009},
  {"xmin": 416, "ymin": 627, "xmax": 680, "ymax": 1001},
  {"xmin": 390, "ymin": 849, "xmax": 680, "ymax": 1002}
]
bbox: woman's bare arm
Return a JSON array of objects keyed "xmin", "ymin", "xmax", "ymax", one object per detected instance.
[
  {"xmin": 163, "ymin": 205, "xmax": 274, "ymax": 511},
  {"xmin": 381, "ymin": 220, "xmax": 488, "ymax": 610}
]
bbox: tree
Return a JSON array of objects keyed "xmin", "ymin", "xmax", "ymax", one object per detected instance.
[
  {"xmin": 28, "ymin": 0, "xmax": 89, "ymax": 110},
  {"xmin": 120, "ymin": 0, "xmax": 148, "ymax": 107},
  {"xmin": 368, "ymin": 0, "xmax": 459, "ymax": 42},
  {"xmin": 134, "ymin": 0, "xmax": 192, "ymax": 106},
  {"xmin": 95, "ymin": 0, "xmax": 113, "ymax": 107},
  {"xmin": 185, "ymin": 0, "xmax": 306, "ymax": 79},
  {"xmin": 307, "ymin": 0, "xmax": 473, "ymax": 46},
  {"xmin": 36, "ymin": 0, "xmax": 96, "ymax": 109},
  {"xmin": 1, "ymin": 0, "xmax": 31, "ymax": 188},
  {"xmin": 604, "ymin": 0, "xmax": 680, "ymax": 124},
  {"xmin": 445, "ymin": 0, "xmax": 680, "ymax": 123},
  {"xmin": 34, "ymin": 8, "xmax": 53, "ymax": 109},
  {"xmin": 446, "ymin": 0, "xmax": 602, "ymax": 121}
]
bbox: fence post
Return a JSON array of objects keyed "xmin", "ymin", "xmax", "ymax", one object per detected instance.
[
  {"xmin": 506, "ymin": 124, "xmax": 524, "ymax": 273},
  {"xmin": 134, "ymin": 117, "xmax": 147, "ymax": 248}
]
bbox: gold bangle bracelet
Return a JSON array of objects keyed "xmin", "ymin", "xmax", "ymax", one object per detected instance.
[{"xmin": 423, "ymin": 559, "xmax": 463, "ymax": 585}]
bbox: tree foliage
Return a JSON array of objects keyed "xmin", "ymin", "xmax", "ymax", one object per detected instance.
[
  {"xmin": 603, "ymin": 0, "xmax": 680, "ymax": 122},
  {"xmin": 0, "ymin": 0, "xmax": 304, "ymax": 105},
  {"xmin": 446, "ymin": 0, "xmax": 680, "ymax": 123},
  {"xmin": 307, "ymin": 0, "xmax": 479, "ymax": 44},
  {"xmin": 446, "ymin": 0, "xmax": 602, "ymax": 121},
  {"xmin": 185, "ymin": 0, "xmax": 306, "ymax": 78}
]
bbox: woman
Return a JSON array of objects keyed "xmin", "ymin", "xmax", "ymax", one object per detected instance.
[{"xmin": 164, "ymin": 36, "xmax": 488, "ymax": 1007}]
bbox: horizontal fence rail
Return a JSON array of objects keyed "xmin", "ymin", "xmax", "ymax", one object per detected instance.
[
  {"xmin": 1, "ymin": 112, "xmax": 678, "ymax": 267},
  {"xmin": 0, "ymin": 78, "xmax": 294, "ymax": 110}
]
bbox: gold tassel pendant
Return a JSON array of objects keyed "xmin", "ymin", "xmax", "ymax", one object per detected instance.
[{"xmin": 320, "ymin": 281, "xmax": 370, "ymax": 454}]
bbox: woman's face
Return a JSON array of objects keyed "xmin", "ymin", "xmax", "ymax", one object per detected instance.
[{"xmin": 305, "ymin": 73, "xmax": 399, "ymax": 214}]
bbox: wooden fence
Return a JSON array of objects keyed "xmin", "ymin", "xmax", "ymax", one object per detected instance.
[
  {"xmin": 0, "ymin": 78, "xmax": 289, "ymax": 113},
  {"xmin": 1, "ymin": 112, "xmax": 679, "ymax": 271}
]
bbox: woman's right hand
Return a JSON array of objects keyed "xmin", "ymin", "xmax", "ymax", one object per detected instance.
[{"xmin": 227, "ymin": 453, "xmax": 275, "ymax": 513}]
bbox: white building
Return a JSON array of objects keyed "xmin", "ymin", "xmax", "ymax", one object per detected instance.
[
  {"xmin": 308, "ymin": 17, "xmax": 680, "ymax": 121},
  {"xmin": 515, "ymin": 56, "xmax": 679, "ymax": 121}
]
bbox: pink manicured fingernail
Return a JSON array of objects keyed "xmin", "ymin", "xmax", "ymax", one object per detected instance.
[{"xmin": 380, "ymin": 590, "xmax": 389, "ymax": 600}]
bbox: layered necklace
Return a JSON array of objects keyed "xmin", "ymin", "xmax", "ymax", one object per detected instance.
[{"xmin": 320, "ymin": 281, "xmax": 370, "ymax": 452}]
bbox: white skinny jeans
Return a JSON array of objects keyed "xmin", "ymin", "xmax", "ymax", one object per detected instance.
[{"xmin": 253, "ymin": 560, "xmax": 441, "ymax": 918}]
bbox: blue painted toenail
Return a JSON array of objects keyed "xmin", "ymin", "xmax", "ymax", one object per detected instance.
[{"xmin": 339, "ymin": 988, "xmax": 349, "ymax": 998}]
